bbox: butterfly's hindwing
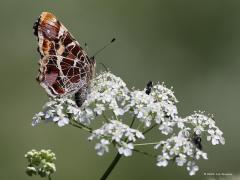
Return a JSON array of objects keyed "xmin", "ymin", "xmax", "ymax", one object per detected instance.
[{"xmin": 34, "ymin": 12, "xmax": 95, "ymax": 105}]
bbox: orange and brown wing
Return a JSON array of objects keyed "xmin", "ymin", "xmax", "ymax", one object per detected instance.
[{"xmin": 33, "ymin": 12, "xmax": 95, "ymax": 98}]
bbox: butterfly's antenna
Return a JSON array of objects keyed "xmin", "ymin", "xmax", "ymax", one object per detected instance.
[
  {"xmin": 91, "ymin": 38, "xmax": 116, "ymax": 59},
  {"xmin": 99, "ymin": 62, "xmax": 109, "ymax": 72},
  {"xmin": 84, "ymin": 42, "xmax": 88, "ymax": 51}
]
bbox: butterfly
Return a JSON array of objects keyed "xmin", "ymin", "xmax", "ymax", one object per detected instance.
[{"xmin": 33, "ymin": 12, "xmax": 96, "ymax": 107}]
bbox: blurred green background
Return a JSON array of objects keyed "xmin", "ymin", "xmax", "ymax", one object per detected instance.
[{"xmin": 0, "ymin": 0, "xmax": 239, "ymax": 179}]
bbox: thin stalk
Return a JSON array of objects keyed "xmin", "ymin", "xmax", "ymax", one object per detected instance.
[
  {"xmin": 69, "ymin": 121, "xmax": 92, "ymax": 133},
  {"xmin": 102, "ymin": 113, "xmax": 110, "ymax": 123},
  {"xmin": 112, "ymin": 111, "xmax": 119, "ymax": 121},
  {"xmin": 143, "ymin": 123, "xmax": 157, "ymax": 135},
  {"xmin": 48, "ymin": 175, "xmax": 52, "ymax": 180},
  {"xmin": 100, "ymin": 153, "xmax": 122, "ymax": 180},
  {"xmin": 133, "ymin": 149, "xmax": 157, "ymax": 158},
  {"xmin": 129, "ymin": 116, "xmax": 136, "ymax": 128},
  {"xmin": 136, "ymin": 122, "xmax": 144, "ymax": 131},
  {"xmin": 134, "ymin": 142, "xmax": 159, "ymax": 146}
]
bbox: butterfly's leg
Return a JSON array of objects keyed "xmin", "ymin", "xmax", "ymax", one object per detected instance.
[{"xmin": 74, "ymin": 85, "xmax": 89, "ymax": 107}]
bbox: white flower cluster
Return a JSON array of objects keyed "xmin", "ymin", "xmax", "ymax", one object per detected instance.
[
  {"xmin": 85, "ymin": 72, "xmax": 130, "ymax": 116},
  {"xmin": 89, "ymin": 120, "xmax": 144, "ymax": 156},
  {"xmin": 32, "ymin": 71, "xmax": 225, "ymax": 176},
  {"xmin": 32, "ymin": 98, "xmax": 95, "ymax": 127},
  {"xmin": 154, "ymin": 112, "xmax": 225, "ymax": 175},
  {"xmin": 154, "ymin": 128, "xmax": 208, "ymax": 175},
  {"xmin": 128, "ymin": 83, "xmax": 178, "ymax": 135},
  {"xmin": 184, "ymin": 112, "xmax": 225, "ymax": 145},
  {"xmin": 32, "ymin": 99, "xmax": 71, "ymax": 127}
]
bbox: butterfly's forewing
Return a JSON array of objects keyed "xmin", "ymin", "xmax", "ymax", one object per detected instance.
[{"xmin": 33, "ymin": 12, "xmax": 95, "ymax": 101}]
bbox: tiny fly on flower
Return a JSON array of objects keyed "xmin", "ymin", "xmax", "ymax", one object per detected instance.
[
  {"xmin": 192, "ymin": 134, "xmax": 202, "ymax": 150},
  {"xmin": 145, "ymin": 81, "xmax": 153, "ymax": 95}
]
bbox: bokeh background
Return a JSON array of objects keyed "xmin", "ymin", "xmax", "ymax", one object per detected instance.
[{"xmin": 0, "ymin": 0, "xmax": 239, "ymax": 180}]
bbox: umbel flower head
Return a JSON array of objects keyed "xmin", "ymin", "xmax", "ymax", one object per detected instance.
[
  {"xmin": 32, "ymin": 71, "xmax": 225, "ymax": 176},
  {"xmin": 25, "ymin": 149, "xmax": 56, "ymax": 178}
]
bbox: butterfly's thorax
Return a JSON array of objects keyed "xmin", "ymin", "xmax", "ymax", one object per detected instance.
[{"xmin": 34, "ymin": 12, "xmax": 95, "ymax": 106}]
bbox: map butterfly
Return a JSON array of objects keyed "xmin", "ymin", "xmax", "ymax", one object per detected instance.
[{"xmin": 33, "ymin": 12, "xmax": 96, "ymax": 107}]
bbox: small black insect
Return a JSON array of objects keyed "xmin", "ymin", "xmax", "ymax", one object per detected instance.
[
  {"xmin": 192, "ymin": 134, "xmax": 202, "ymax": 150},
  {"xmin": 145, "ymin": 81, "xmax": 153, "ymax": 95}
]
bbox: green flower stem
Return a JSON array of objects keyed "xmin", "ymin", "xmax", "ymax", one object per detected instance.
[
  {"xmin": 102, "ymin": 113, "xmax": 110, "ymax": 123},
  {"xmin": 100, "ymin": 152, "xmax": 122, "ymax": 180},
  {"xmin": 112, "ymin": 111, "xmax": 119, "ymax": 121},
  {"xmin": 100, "ymin": 116, "xmax": 138, "ymax": 180},
  {"xmin": 129, "ymin": 116, "xmax": 136, "ymax": 128},
  {"xmin": 134, "ymin": 142, "xmax": 159, "ymax": 146},
  {"xmin": 142, "ymin": 123, "xmax": 157, "ymax": 134},
  {"xmin": 69, "ymin": 120, "xmax": 92, "ymax": 133},
  {"xmin": 48, "ymin": 175, "xmax": 52, "ymax": 180},
  {"xmin": 136, "ymin": 122, "xmax": 144, "ymax": 131},
  {"xmin": 133, "ymin": 149, "xmax": 157, "ymax": 158}
]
